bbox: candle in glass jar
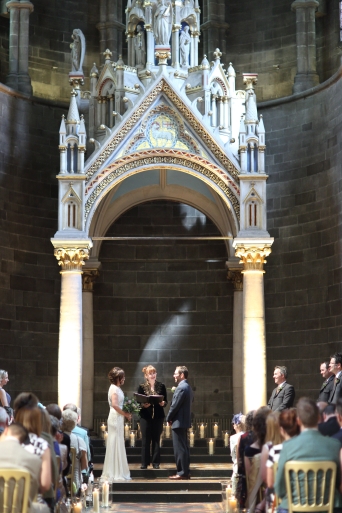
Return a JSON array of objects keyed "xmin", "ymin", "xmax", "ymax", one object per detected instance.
[
  {"xmin": 190, "ymin": 431, "xmax": 194, "ymax": 447},
  {"xmin": 226, "ymin": 485, "xmax": 232, "ymax": 498},
  {"xmin": 100, "ymin": 423, "xmax": 106, "ymax": 432},
  {"xmin": 200, "ymin": 423, "xmax": 205, "ymax": 438},
  {"xmin": 208, "ymin": 439, "xmax": 214, "ymax": 455},
  {"xmin": 93, "ymin": 489, "xmax": 100, "ymax": 513},
  {"xmin": 103, "ymin": 482, "xmax": 109, "ymax": 507},
  {"xmin": 124, "ymin": 423, "xmax": 130, "ymax": 439},
  {"xmin": 73, "ymin": 502, "xmax": 82, "ymax": 513},
  {"xmin": 213, "ymin": 423, "xmax": 218, "ymax": 437},
  {"xmin": 130, "ymin": 431, "xmax": 135, "ymax": 447},
  {"xmin": 165, "ymin": 423, "xmax": 171, "ymax": 437}
]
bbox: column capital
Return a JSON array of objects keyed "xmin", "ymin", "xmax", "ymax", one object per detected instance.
[
  {"xmin": 291, "ymin": 0, "xmax": 319, "ymax": 10},
  {"xmin": 227, "ymin": 270, "xmax": 243, "ymax": 291},
  {"xmin": 233, "ymin": 238, "xmax": 273, "ymax": 271},
  {"xmin": 54, "ymin": 247, "xmax": 90, "ymax": 271},
  {"xmin": 82, "ymin": 269, "xmax": 100, "ymax": 291},
  {"xmin": 6, "ymin": 1, "xmax": 34, "ymax": 12}
]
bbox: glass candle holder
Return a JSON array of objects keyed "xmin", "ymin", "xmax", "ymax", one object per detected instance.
[
  {"xmin": 100, "ymin": 423, "xmax": 107, "ymax": 438},
  {"xmin": 101, "ymin": 481, "xmax": 110, "ymax": 508},
  {"xmin": 164, "ymin": 422, "xmax": 172, "ymax": 438},
  {"xmin": 188, "ymin": 429, "xmax": 195, "ymax": 447},
  {"xmin": 92, "ymin": 486, "xmax": 100, "ymax": 513},
  {"xmin": 103, "ymin": 431, "xmax": 108, "ymax": 446},
  {"xmin": 124, "ymin": 422, "xmax": 131, "ymax": 440},
  {"xmin": 136, "ymin": 422, "xmax": 141, "ymax": 439},
  {"xmin": 212, "ymin": 421, "xmax": 220, "ymax": 438},
  {"xmin": 197, "ymin": 422, "xmax": 207, "ymax": 439},
  {"xmin": 223, "ymin": 430, "xmax": 230, "ymax": 448},
  {"xmin": 129, "ymin": 430, "xmax": 137, "ymax": 447},
  {"xmin": 227, "ymin": 495, "xmax": 237, "ymax": 513},
  {"xmin": 207, "ymin": 438, "xmax": 216, "ymax": 455}
]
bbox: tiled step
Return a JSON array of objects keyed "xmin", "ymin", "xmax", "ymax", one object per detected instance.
[
  {"xmin": 111, "ymin": 480, "xmax": 222, "ymax": 491},
  {"xmin": 110, "ymin": 490, "xmax": 223, "ymax": 503},
  {"xmin": 94, "ymin": 466, "xmax": 232, "ymax": 480},
  {"xmin": 94, "ymin": 454, "xmax": 231, "ymax": 464}
]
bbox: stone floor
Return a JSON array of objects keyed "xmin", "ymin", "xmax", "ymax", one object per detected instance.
[{"xmin": 109, "ymin": 503, "xmax": 225, "ymax": 512}]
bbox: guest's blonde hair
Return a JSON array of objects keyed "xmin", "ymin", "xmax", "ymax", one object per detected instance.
[
  {"xmin": 265, "ymin": 411, "xmax": 283, "ymax": 445},
  {"xmin": 142, "ymin": 365, "xmax": 156, "ymax": 376}
]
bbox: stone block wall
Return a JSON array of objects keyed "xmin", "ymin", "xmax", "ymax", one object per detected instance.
[
  {"xmin": 261, "ymin": 76, "xmax": 342, "ymax": 399},
  {"xmin": 0, "ymin": 88, "xmax": 65, "ymax": 403},
  {"xmin": 93, "ymin": 201, "xmax": 234, "ymax": 419}
]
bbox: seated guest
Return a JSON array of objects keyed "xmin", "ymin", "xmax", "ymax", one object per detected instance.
[
  {"xmin": 332, "ymin": 397, "xmax": 342, "ymax": 445},
  {"xmin": 230, "ymin": 413, "xmax": 245, "ymax": 494},
  {"xmin": 275, "ymin": 397, "xmax": 342, "ymax": 512},
  {"xmin": 0, "ymin": 406, "xmax": 9, "ymax": 434},
  {"xmin": 61, "ymin": 409, "xmax": 88, "ymax": 495},
  {"xmin": 244, "ymin": 406, "xmax": 270, "ymax": 513},
  {"xmin": 39, "ymin": 409, "xmax": 58, "ymax": 512},
  {"xmin": 260, "ymin": 411, "xmax": 283, "ymax": 484},
  {"xmin": 49, "ymin": 415, "xmax": 65, "ymax": 500},
  {"xmin": 46, "ymin": 403, "xmax": 71, "ymax": 476},
  {"xmin": 13, "ymin": 397, "xmax": 52, "ymax": 504},
  {"xmin": 0, "ymin": 423, "xmax": 50, "ymax": 513},
  {"xmin": 318, "ymin": 403, "xmax": 340, "ymax": 436},
  {"xmin": 63, "ymin": 403, "xmax": 92, "ymax": 473},
  {"xmin": 236, "ymin": 410, "xmax": 255, "ymax": 508}
]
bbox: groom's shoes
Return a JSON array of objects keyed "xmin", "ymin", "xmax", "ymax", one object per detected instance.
[{"xmin": 169, "ymin": 474, "xmax": 190, "ymax": 480}]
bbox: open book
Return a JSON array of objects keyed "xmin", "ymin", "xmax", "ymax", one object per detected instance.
[{"xmin": 134, "ymin": 393, "xmax": 164, "ymax": 405}]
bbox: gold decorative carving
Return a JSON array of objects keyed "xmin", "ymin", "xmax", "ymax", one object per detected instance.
[
  {"xmin": 84, "ymin": 151, "xmax": 240, "ymax": 221},
  {"xmin": 54, "ymin": 247, "xmax": 90, "ymax": 271},
  {"xmin": 82, "ymin": 269, "xmax": 100, "ymax": 291},
  {"xmin": 85, "ymin": 79, "xmax": 240, "ymax": 182},
  {"xmin": 234, "ymin": 245, "xmax": 272, "ymax": 271},
  {"xmin": 227, "ymin": 270, "xmax": 243, "ymax": 291},
  {"xmin": 155, "ymin": 50, "xmax": 171, "ymax": 65}
]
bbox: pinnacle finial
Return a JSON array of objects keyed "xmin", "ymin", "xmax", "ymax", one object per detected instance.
[
  {"xmin": 213, "ymin": 48, "xmax": 222, "ymax": 61},
  {"xmin": 103, "ymin": 48, "xmax": 112, "ymax": 62}
]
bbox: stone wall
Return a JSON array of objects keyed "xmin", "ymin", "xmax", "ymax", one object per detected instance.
[
  {"xmin": 0, "ymin": 88, "xmax": 65, "ymax": 403},
  {"xmin": 261, "ymin": 73, "xmax": 342, "ymax": 399},
  {"xmin": 93, "ymin": 201, "xmax": 234, "ymax": 418}
]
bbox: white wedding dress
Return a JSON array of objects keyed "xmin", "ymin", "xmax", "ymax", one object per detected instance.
[{"xmin": 101, "ymin": 384, "xmax": 131, "ymax": 481}]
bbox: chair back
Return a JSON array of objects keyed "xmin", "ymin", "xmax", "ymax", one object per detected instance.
[
  {"xmin": 0, "ymin": 468, "xmax": 31, "ymax": 513},
  {"xmin": 273, "ymin": 461, "xmax": 280, "ymax": 507},
  {"xmin": 284, "ymin": 460, "xmax": 336, "ymax": 513},
  {"xmin": 65, "ymin": 447, "xmax": 76, "ymax": 499}
]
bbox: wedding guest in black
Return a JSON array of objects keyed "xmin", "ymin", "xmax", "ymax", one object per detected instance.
[
  {"xmin": 318, "ymin": 403, "xmax": 340, "ymax": 437},
  {"xmin": 317, "ymin": 361, "xmax": 334, "ymax": 402},
  {"xmin": 332, "ymin": 397, "xmax": 342, "ymax": 445},
  {"xmin": 137, "ymin": 365, "xmax": 167, "ymax": 469}
]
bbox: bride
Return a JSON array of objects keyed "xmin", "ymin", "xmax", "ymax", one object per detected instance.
[{"xmin": 101, "ymin": 367, "xmax": 132, "ymax": 481}]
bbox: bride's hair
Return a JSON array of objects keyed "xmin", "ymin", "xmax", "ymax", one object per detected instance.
[
  {"xmin": 108, "ymin": 367, "xmax": 125, "ymax": 385},
  {"xmin": 142, "ymin": 365, "xmax": 156, "ymax": 376}
]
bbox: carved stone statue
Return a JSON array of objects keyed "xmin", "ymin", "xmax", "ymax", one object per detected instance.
[
  {"xmin": 70, "ymin": 29, "xmax": 86, "ymax": 73},
  {"xmin": 179, "ymin": 26, "xmax": 191, "ymax": 67},
  {"xmin": 154, "ymin": 0, "xmax": 172, "ymax": 46},
  {"xmin": 135, "ymin": 25, "xmax": 146, "ymax": 68}
]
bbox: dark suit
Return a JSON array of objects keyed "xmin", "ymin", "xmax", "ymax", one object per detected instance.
[
  {"xmin": 329, "ymin": 375, "xmax": 342, "ymax": 404},
  {"xmin": 317, "ymin": 374, "xmax": 334, "ymax": 402},
  {"xmin": 318, "ymin": 416, "xmax": 340, "ymax": 437},
  {"xmin": 267, "ymin": 382, "xmax": 295, "ymax": 411},
  {"xmin": 166, "ymin": 379, "xmax": 193, "ymax": 477}
]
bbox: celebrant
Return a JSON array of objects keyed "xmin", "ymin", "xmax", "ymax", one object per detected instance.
[{"xmin": 136, "ymin": 365, "xmax": 168, "ymax": 469}]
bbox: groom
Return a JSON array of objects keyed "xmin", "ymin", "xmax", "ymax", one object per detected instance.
[{"xmin": 166, "ymin": 366, "xmax": 194, "ymax": 480}]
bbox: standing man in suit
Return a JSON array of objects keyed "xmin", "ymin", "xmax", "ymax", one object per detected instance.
[
  {"xmin": 329, "ymin": 353, "xmax": 342, "ymax": 404},
  {"xmin": 166, "ymin": 366, "xmax": 194, "ymax": 480},
  {"xmin": 268, "ymin": 365, "xmax": 295, "ymax": 411},
  {"xmin": 317, "ymin": 360, "xmax": 334, "ymax": 402},
  {"xmin": 275, "ymin": 397, "xmax": 342, "ymax": 511}
]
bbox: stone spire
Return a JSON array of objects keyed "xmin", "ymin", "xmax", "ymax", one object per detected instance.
[{"xmin": 66, "ymin": 90, "xmax": 80, "ymax": 135}]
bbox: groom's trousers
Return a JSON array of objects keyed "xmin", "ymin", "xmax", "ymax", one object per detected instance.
[{"xmin": 172, "ymin": 427, "xmax": 190, "ymax": 476}]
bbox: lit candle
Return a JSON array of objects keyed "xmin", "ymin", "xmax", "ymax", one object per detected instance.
[
  {"xmin": 103, "ymin": 482, "xmax": 109, "ymax": 507},
  {"xmin": 124, "ymin": 423, "xmax": 130, "ymax": 439},
  {"xmin": 93, "ymin": 489, "xmax": 100, "ymax": 513},
  {"xmin": 130, "ymin": 431, "xmax": 135, "ymax": 447},
  {"xmin": 100, "ymin": 423, "xmax": 106, "ymax": 432},
  {"xmin": 165, "ymin": 423, "xmax": 171, "ymax": 437},
  {"xmin": 226, "ymin": 485, "xmax": 232, "ymax": 498},
  {"xmin": 224, "ymin": 431, "xmax": 229, "ymax": 447},
  {"xmin": 104, "ymin": 431, "xmax": 108, "ymax": 445},
  {"xmin": 213, "ymin": 423, "xmax": 218, "ymax": 437},
  {"xmin": 208, "ymin": 439, "xmax": 214, "ymax": 455},
  {"xmin": 190, "ymin": 431, "xmax": 194, "ymax": 447},
  {"xmin": 73, "ymin": 502, "xmax": 82, "ymax": 513},
  {"xmin": 200, "ymin": 424, "xmax": 205, "ymax": 438},
  {"xmin": 228, "ymin": 496, "xmax": 237, "ymax": 513}
]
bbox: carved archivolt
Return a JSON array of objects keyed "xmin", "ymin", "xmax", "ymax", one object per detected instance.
[
  {"xmin": 84, "ymin": 150, "xmax": 240, "ymax": 224},
  {"xmin": 85, "ymin": 79, "xmax": 240, "ymax": 182}
]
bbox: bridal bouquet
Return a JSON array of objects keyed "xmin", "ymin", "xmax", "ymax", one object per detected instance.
[{"xmin": 123, "ymin": 396, "xmax": 141, "ymax": 414}]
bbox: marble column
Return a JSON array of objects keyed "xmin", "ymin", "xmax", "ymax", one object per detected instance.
[
  {"xmin": 291, "ymin": 0, "xmax": 319, "ymax": 93},
  {"xmin": 233, "ymin": 244, "xmax": 272, "ymax": 412},
  {"xmin": 82, "ymin": 269, "xmax": 100, "ymax": 429},
  {"xmin": 6, "ymin": 0, "xmax": 34, "ymax": 95},
  {"xmin": 54, "ymin": 246, "xmax": 90, "ymax": 409},
  {"xmin": 227, "ymin": 269, "xmax": 243, "ymax": 413}
]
